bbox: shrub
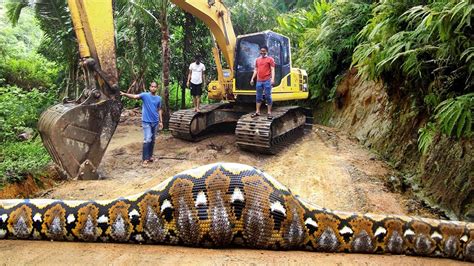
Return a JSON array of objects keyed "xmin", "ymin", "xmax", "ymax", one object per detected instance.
[
  {"xmin": 0, "ymin": 139, "xmax": 51, "ymax": 187},
  {"xmin": 350, "ymin": 0, "xmax": 473, "ymax": 149},
  {"xmin": 435, "ymin": 93, "xmax": 473, "ymax": 138},
  {"xmin": 353, "ymin": 0, "xmax": 472, "ymax": 97},
  {"xmin": 1, "ymin": 55, "xmax": 59, "ymax": 90},
  {"xmin": 0, "ymin": 86, "xmax": 56, "ymax": 142}
]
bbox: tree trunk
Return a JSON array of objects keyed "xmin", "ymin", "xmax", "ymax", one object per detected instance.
[
  {"xmin": 161, "ymin": 4, "xmax": 171, "ymax": 129},
  {"xmin": 181, "ymin": 12, "xmax": 195, "ymax": 109}
]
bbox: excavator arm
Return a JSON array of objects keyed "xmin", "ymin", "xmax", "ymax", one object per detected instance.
[
  {"xmin": 171, "ymin": 0, "xmax": 236, "ymax": 99},
  {"xmin": 171, "ymin": 0, "xmax": 236, "ymax": 71},
  {"xmin": 68, "ymin": 0, "xmax": 118, "ymax": 92},
  {"xmin": 38, "ymin": 0, "xmax": 121, "ymax": 180}
]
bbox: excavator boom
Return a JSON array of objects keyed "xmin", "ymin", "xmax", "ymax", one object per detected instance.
[{"xmin": 171, "ymin": 0, "xmax": 236, "ymax": 72}]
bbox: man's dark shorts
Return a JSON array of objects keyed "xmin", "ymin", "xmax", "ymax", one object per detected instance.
[{"xmin": 190, "ymin": 82, "xmax": 203, "ymax": 97}]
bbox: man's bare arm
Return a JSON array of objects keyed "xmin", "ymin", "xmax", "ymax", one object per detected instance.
[
  {"xmin": 120, "ymin": 91, "xmax": 141, "ymax": 99},
  {"xmin": 158, "ymin": 108, "xmax": 163, "ymax": 129},
  {"xmin": 250, "ymin": 69, "xmax": 257, "ymax": 85},
  {"xmin": 186, "ymin": 70, "xmax": 191, "ymax": 87},
  {"xmin": 271, "ymin": 66, "xmax": 275, "ymax": 85}
]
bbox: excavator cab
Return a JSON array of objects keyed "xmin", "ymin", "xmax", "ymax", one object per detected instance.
[{"xmin": 234, "ymin": 31, "xmax": 291, "ymax": 92}]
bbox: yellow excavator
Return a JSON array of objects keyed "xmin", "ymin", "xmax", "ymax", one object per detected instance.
[
  {"xmin": 38, "ymin": 0, "xmax": 310, "ymax": 180},
  {"xmin": 168, "ymin": 1, "xmax": 310, "ymax": 153}
]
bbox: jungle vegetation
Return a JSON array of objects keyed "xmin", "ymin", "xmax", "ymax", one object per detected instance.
[{"xmin": 0, "ymin": 0, "xmax": 472, "ymax": 186}]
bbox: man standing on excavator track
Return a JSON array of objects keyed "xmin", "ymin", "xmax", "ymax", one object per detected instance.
[
  {"xmin": 187, "ymin": 55, "xmax": 206, "ymax": 112},
  {"xmin": 120, "ymin": 81, "xmax": 163, "ymax": 166},
  {"xmin": 250, "ymin": 45, "xmax": 275, "ymax": 120}
]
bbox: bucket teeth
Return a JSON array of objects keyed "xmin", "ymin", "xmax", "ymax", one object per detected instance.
[{"xmin": 38, "ymin": 99, "xmax": 121, "ymax": 179}]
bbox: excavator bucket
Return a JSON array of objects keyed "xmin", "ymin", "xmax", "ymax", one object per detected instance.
[{"xmin": 38, "ymin": 99, "xmax": 122, "ymax": 180}]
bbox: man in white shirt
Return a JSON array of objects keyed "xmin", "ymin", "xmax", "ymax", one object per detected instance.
[{"xmin": 187, "ymin": 56, "xmax": 206, "ymax": 112}]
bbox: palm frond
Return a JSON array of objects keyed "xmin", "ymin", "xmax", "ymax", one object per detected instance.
[{"xmin": 5, "ymin": 0, "xmax": 29, "ymax": 26}]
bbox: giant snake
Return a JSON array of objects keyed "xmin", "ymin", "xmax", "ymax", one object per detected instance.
[{"xmin": 0, "ymin": 163, "xmax": 472, "ymax": 261}]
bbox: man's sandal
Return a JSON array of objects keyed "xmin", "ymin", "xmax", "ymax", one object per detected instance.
[
  {"xmin": 251, "ymin": 113, "xmax": 260, "ymax": 118},
  {"xmin": 267, "ymin": 115, "xmax": 273, "ymax": 120}
]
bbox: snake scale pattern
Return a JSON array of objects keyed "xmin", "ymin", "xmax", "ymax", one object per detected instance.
[{"xmin": 0, "ymin": 163, "xmax": 473, "ymax": 261}]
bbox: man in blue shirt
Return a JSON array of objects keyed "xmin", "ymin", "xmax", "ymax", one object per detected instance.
[{"xmin": 121, "ymin": 81, "xmax": 163, "ymax": 166}]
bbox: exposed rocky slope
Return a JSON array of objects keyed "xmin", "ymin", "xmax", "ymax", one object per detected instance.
[{"xmin": 315, "ymin": 69, "xmax": 473, "ymax": 221}]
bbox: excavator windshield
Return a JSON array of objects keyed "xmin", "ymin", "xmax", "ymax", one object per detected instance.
[{"xmin": 234, "ymin": 31, "xmax": 291, "ymax": 91}]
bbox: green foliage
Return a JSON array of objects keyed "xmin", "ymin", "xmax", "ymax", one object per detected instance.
[
  {"xmin": 5, "ymin": 0, "xmax": 78, "ymax": 98},
  {"xmin": 0, "ymin": 5, "xmax": 42, "ymax": 56},
  {"xmin": 0, "ymin": 3, "xmax": 60, "ymax": 90},
  {"xmin": 352, "ymin": 0, "xmax": 473, "ymax": 147},
  {"xmin": 276, "ymin": 0, "xmax": 331, "ymax": 49},
  {"xmin": 31, "ymin": 0, "xmax": 78, "ymax": 66},
  {"xmin": 225, "ymin": 0, "xmax": 281, "ymax": 35},
  {"xmin": 353, "ymin": 0, "xmax": 473, "ymax": 94},
  {"xmin": 418, "ymin": 93, "xmax": 472, "ymax": 154},
  {"xmin": 352, "ymin": 0, "xmax": 423, "ymax": 81},
  {"xmin": 290, "ymin": 0, "xmax": 320, "ymax": 11},
  {"xmin": 1, "ymin": 54, "xmax": 59, "ymax": 89},
  {"xmin": 435, "ymin": 93, "xmax": 473, "ymax": 138},
  {"xmin": 0, "ymin": 4, "xmax": 59, "ymax": 187},
  {"xmin": 5, "ymin": 0, "xmax": 28, "ymax": 27},
  {"xmin": 0, "ymin": 139, "xmax": 51, "ymax": 186},
  {"xmin": 277, "ymin": 0, "xmax": 372, "ymax": 101},
  {"xmin": 115, "ymin": 0, "xmax": 163, "ymax": 91},
  {"xmin": 423, "ymin": 92, "xmax": 440, "ymax": 113},
  {"xmin": 0, "ymin": 86, "xmax": 56, "ymax": 142},
  {"xmin": 418, "ymin": 122, "xmax": 435, "ymax": 155}
]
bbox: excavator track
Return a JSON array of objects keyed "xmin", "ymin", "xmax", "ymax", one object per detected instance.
[
  {"xmin": 236, "ymin": 106, "xmax": 311, "ymax": 154},
  {"xmin": 169, "ymin": 103, "xmax": 237, "ymax": 141}
]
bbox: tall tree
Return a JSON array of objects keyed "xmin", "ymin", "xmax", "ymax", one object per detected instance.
[
  {"xmin": 181, "ymin": 12, "xmax": 195, "ymax": 109},
  {"xmin": 159, "ymin": 0, "xmax": 171, "ymax": 128},
  {"xmin": 115, "ymin": 0, "xmax": 163, "ymax": 94},
  {"xmin": 128, "ymin": 0, "xmax": 171, "ymax": 127}
]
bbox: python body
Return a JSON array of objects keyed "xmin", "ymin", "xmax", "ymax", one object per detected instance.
[{"xmin": 0, "ymin": 163, "xmax": 472, "ymax": 261}]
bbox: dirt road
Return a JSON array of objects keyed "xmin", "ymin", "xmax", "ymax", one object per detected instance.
[{"xmin": 1, "ymin": 114, "xmax": 460, "ymax": 265}]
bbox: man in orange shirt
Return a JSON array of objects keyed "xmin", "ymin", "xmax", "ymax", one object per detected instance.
[{"xmin": 250, "ymin": 46, "xmax": 275, "ymax": 120}]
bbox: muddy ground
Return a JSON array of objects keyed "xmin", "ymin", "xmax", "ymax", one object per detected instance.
[{"xmin": 0, "ymin": 113, "xmax": 464, "ymax": 265}]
